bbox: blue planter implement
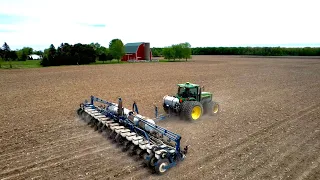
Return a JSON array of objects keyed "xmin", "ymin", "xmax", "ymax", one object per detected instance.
[{"xmin": 76, "ymin": 96, "xmax": 188, "ymax": 174}]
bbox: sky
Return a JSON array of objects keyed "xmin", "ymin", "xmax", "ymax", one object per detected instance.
[{"xmin": 0, "ymin": 0, "xmax": 319, "ymax": 51}]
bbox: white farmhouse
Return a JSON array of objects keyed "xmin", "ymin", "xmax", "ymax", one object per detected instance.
[{"xmin": 28, "ymin": 54, "xmax": 42, "ymax": 60}]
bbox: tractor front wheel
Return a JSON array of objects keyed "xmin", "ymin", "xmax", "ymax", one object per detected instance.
[{"xmin": 208, "ymin": 101, "xmax": 219, "ymax": 116}]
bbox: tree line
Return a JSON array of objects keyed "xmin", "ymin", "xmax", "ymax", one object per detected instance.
[
  {"xmin": 0, "ymin": 39, "xmax": 125, "ymax": 67},
  {"xmin": 2, "ymin": 41, "xmax": 320, "ymax": 68},
  {"xmin": 41, "ymin": 39, "xmax": 125, "ymax": 66},
  {"xmin": 152, "ymin": 47, "xmax": 320, "ymax": 56},
  {"xmin": 0, "ymin": 43, "xmax": 42, "ymax": 61}
]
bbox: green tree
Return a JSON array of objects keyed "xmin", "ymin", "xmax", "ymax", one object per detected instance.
[
  {"xmin": 2, "ymin": 42, "xmax": 12, "ymax": 68},
  {"xmin": 0, "ymin": 48, "xmax": 3, "ymax": 68},
  {"xmin": 109, "ymin": 39, "xmax": 125, "ymax": 63},
  {"xmin": 33, "ymin": 50, "xmax": 44, "ymax": 58},
  {"xmin": 90, "ymin": 42, "xmax": 102, "ymax": 60},
  {"xmin": 172, "ymin": 44, "xmax": 183, "ymax": 60},
  {"xmin": 98, "ymin": 47, "xmax": 113, "ymax": 63},
  {"xmin": 90, "ymin": 42, "xmax": 101, "ymax": 51},
  {"xmin": 41, "ymin": 44, "xmax": 56, "ymax": 66},
  {"xmin": 16, "ymin": 47, "xmax": 33, "ymax": 61},
  {"xmin": 162, "ymin": 46, "xmax": 174, "ymax": 60},
  {"xmin": 181, "ymin": 42, "xmax": 192, "ymax": 61},
  {"xmin": 48, "ymin": 44, "xmax": 56, "ymax": 64},
  {"xmin": 152, "ymin": 48, "xmax": 162, "ymax": 57},
  {"xmin": 96, "ymin": 46, "xmax": 107, "ymax": 59}
]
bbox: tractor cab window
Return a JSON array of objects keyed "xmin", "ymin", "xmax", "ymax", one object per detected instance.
[
  {"xmin": 188, "ymin": 87, "xmax": 198, "ymax": 98},
  {"xmin": 178, "ymin": 87, "xmax": 198, "ymax": 98},
  {"xmin": 178, "ymin": 87, "xmax": 185, "ymax": 96},
  {"xmin": 178, "ymin": 87, "xmax": 186, "ymax": 96}
]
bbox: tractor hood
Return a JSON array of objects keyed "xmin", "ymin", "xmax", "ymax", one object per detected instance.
[{"xmin": 201, "ymin": 92, "xmax": 212, "ymax": 98}]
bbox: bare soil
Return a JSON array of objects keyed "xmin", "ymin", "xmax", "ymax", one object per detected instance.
[{"xmin": 0, "ymin": 55, "xmax": 319, "ymax": 180}]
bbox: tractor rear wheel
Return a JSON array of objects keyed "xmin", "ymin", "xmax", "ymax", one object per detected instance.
[
  {"xmin": 182, "ymin": 101, "xmax": 203, "ymax": 121},
  {"xmin": 201, "ymin": 98, "xmax": 211, "ymax": 115},
  {"xmin": 179, "ymin": 101, "xmax": 187, "ymax": 120}
]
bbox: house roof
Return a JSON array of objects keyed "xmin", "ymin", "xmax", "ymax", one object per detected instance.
[{"xmin": 124, "ymin": 42, "xmax": 144, "ymax": 53}]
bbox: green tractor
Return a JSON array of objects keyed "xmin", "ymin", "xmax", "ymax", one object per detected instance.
[{"xmin": 162, "ymin": 82, "xmax": 219, "ymax": 121}]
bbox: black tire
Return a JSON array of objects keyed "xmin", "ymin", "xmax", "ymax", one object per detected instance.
[
  {"xmin": 179, "ymin": 101, "xmax": 188, "ymax": 120},
  {"xmin": 114, "ymin": 133, "xmax": 121, "ymax": 142},
  {"xmin": 128, "ymin": 144, "xmax": 137, "ymax": 155},
  {"xmin": 77, "ymin": 108, "xmax": 83, "ymax": 116},
  {"xmin": 81, "ymin": 111, "xmax": 88, "ymax": 120},
  {"xmin": 154, "ymin": 158, "xmax": 170, "ymax": 174},
  {"xmin": 139, "ymin": 150, "xmax": 147, "ymax": 158},
  {"xmin": 143, "ymin": 153, "xmax": 156, "ymax": 167},
  {"xmin": 99, "ymin": 125, "xmax": 107, "ymax": 133},
  {"xmin": 108, "ymin": 130, "xmax": 116, "ymax": 139},
  {"xmin": 97, "ymin": 122, "xmax": 103, "ymax": 133},
  {"xmin": 122, "ymin": 141, "xmax": 131, "ymax": 152},
  {"xmin": 200, "ymin": 98, "xmax": 211, "ymax": 115},
  {"xmin": 85, "ymin": 114, "xmax": 92, "ymax": 123},
  {"xmin": 90, "ymin": 118, "xmax": 97, "ymax": 127},
  {"xmin": 87, "ymin": 117, "xmax": 94, "ymax": 125},
  {"xmin": 181, "ymin": 101, "xmax": 203, "ymax": 121},
  {"xmin": 141, "ymin": 152, "xmax": 149, "ymax": 166},
  {"xmin": 93, "ymin": 120, "xmax": 99, "ymax": 131},
  {"xmin": 207, "ymin": 101, "xmax": 219, "ymax": 116},
  {"xmin": 149, "ymin": 156, "xmax": 157, "ymax": 167}
]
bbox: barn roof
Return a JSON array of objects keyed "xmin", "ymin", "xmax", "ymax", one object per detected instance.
[{"xmin": 124, "ymin": 42, "xmax": 144, "ymax": 53}]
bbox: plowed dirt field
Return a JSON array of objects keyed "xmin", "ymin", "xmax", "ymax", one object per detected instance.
[{"xmin": 0, "ymin": 55, "xmax": 319, "ymax": 180}]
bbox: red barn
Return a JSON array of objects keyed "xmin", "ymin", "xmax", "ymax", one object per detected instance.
[{"xmin": 121, "ymin": 42, "xmax": 152, "ymax": 61}]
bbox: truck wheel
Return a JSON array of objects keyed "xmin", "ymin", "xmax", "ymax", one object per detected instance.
[{"xmin": 183, "ymin": 101, "xmax": 203, "ymax": 121}]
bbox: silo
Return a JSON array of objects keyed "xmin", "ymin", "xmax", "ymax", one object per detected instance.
[{"xmin": 144, "ymin": 42, "xmax": 150, "ymax": 60}]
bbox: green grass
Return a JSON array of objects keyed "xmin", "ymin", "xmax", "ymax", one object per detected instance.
[
  {"xmin": 159, "ymin": 59, "xmax": 191, "ymax": 62},
  {"xmin": 0, "ymin": 60, "xmax": 41, "ymax": 69},
  {"xmin": 0, "ymin": 59, "xmax": 126, "ymax": 69},
  {"xmin": 91, "ymin": 59, "xmax": 129, "ymax": 65},
  {"xmin": 0, "ymin": 58, "xmax": 189, "ymax": 69}
]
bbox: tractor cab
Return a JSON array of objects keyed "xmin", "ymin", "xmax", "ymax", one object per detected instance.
[
  {"xmin": 176, "ymin": 82, "xmax": 201, "ymax": 101},
  {"xmin": 176, "ymin": 82, "xmax": 213, "ymax": 102}
]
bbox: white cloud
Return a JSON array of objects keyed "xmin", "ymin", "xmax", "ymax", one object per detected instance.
[{"xmin": 0, "ymin": 0, "xmax": 319, "ymax": 50}]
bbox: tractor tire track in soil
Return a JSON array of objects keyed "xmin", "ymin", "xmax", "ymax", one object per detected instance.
[
  {"xmin": 0, "ymin": 125, "xmax": 92, "ymax": 160},
  {"xmin": 0, "ymin": 130, "xmax": 101, "ymax": 170},
  {"xmin": 181, "ymin": 105, "xmax": 320, "ymax": 179},
  {"xmin": 0, "ymin": 55, "xmax": 319, "ymax": 180}
]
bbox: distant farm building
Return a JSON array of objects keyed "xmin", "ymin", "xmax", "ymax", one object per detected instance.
[
  {"xmin": 121, "ymin": 42, "xmax": 152, "ymax": 61},
  {"xmin": 28, "ymin": 54, "xmax": 42, "ymax": 60}
]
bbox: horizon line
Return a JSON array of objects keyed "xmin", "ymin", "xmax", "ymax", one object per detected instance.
[{"xmin": 5, "ymin": 43, "xmax": 320, "ymax": 51}]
